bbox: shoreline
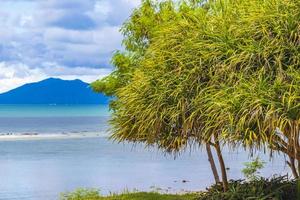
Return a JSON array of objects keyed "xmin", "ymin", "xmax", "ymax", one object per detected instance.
[{"xmin": 0, "ymin": 133, "xmax": 108, "ymax": 141}]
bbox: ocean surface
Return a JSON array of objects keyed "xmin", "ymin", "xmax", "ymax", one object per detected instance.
[
  {"xmin": 0, "ymin": 105, "xmax": 110, "ymax": 135},
  {"xmin": 0, "ymin": 105, "xmax": 291, "ymax": 200}
]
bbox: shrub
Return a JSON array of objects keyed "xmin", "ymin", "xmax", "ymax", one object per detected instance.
[
  {"xmin": 242, "ymin": 157, "xmax": 266, "ymax": 181},
  {"xmin": 60, "ymin": 189, "xmax": 101, "ymax": 200},
  {"xmin": 197, "ymin": 176, "xmax": 297, "ymax": 200}
]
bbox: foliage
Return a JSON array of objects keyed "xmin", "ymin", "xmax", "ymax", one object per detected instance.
[
  {"xmin": 93, "ymin": 0, "xmax": 300, "ymax": 151},
  {"xmin": 92, "ymin": 0, "xmax": 184, "ymax": 99},
  {"xmin": 60, "ymin": 190, "xmax": 198, "ymax": 200},
  {"xmin": 93, "ymin": 0, "xmax": 300, "ymax": 187},
  {"xmin": 197, "ymin": 176, "xmax": 297, "ymax": 200},
  {"xmin": 60, "ymin": 178, "xmax": 298, "ymax": 200},
  {"xmin": 242, "ymin": 157, "xmax": 266, "ymax": 181},
  {"xmin": 60, "ymin": 189, "xmax": 101, "ymax": 200}
]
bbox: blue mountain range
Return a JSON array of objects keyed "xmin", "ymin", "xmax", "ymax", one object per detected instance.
[{"xmin": 0, "ymin": 78, "xmax": 109, "ymax": 104}]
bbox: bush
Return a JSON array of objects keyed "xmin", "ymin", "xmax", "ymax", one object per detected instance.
[
  {"xmin": 60, "ymin": 189, "xmax": 101, "ymax": 200},
  {"xmin": 198, "ymin": 176, "xmax": 297, "ymax": 200},
  {"xmin": 242, "ymin": 157, "xmax": 266, "ymax": 181}
]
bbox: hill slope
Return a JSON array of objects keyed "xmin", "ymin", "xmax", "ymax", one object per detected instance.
[{"xmin": 0, "ymin": 78, "xmax": 109, "ymax": 104}]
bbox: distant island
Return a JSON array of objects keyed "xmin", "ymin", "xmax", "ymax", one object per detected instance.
[{"xmin": 0, "ymin": 78, "xmax": 109, "ymax": 104}]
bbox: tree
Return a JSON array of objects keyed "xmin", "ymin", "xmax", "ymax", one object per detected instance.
[
  {"xmin": 93, "ymin": 0, "xmax": 230, "ymax": 190},
  {"xmin": 211, "ymin": 70, "xmax": 300, "ymax": 178},
  {"xmin": 93, "ymin": 0, "xmax": 299, "ymax": 191},
  {"xmin": 185, "ymin": 0, "xmax": 299, "ymax": 178}
]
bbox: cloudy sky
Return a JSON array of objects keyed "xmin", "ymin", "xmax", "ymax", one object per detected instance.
[{"xmin": 0, "ymin": 0, "xmax": 140, "ymax": 93}]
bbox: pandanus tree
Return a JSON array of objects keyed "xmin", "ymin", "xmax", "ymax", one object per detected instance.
[
  {"xmin": 93, "ymin": 0, "xmax": 300, "ymax": 192},
  {"xmin": 93, "ymin": 0, "xmax": 230, "ymax": 190},
  {"xmin": 191, "ymin": 0, "xmax": 300, "ymax": 178},
  {"xmin": 208, "ymin": 70, "xmax": 300, "ymax": 178}
]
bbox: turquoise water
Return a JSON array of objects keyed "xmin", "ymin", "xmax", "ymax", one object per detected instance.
[
  {"xmin": 0, "ymin": 105, "xmax": 110, "ymax": 135},
  {"xmin": 0, "ymin": 105, "xmax": 290, "ymax": 200},
  {"xmin": 0, "ymin": 105, "xmax": 110, "ymax": 118}
]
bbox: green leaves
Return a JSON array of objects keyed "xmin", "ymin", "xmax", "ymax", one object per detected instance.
[
  {"xmin": 242, "ymin": 157, "xmax": 266, "ymax": 181},
  {"xmin": 93, "ymin": 0, "xmax": 299, "ymax": 158},
  {"xmin": 198, "ymin": 176, "xmax": 297, "ymax": 200}
]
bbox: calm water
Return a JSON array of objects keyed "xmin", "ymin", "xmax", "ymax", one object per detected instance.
[
  {"xmin": 0, "ymin": 105, "xmax": 290, "ymax": 200},
  {"xmin": 0, "ymin": 105, "xmax": 110, "ymax": 135}
]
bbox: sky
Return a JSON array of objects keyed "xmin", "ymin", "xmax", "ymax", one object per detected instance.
[{"xmin": 0, "ymin": 0, "xmax": 140, "ymax": 93}]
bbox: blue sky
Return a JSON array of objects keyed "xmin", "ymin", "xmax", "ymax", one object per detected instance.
[{"xmin": 0, "ymin": 0, "xmax": 140, "ymax": 92}]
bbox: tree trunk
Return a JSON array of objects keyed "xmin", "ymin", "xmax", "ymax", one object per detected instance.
[
  {"xmin": 214, "ymin": 141, "xmax": 229, "ymax": 192},
  {"xmin": 297, "ymin": 158, "xmax": 300, "ymax": 178},
  {"xmin": 206, "ymin": 143, "xmax": 220, "ymax": 184},
  {"xmin": 287, "ymin": 156, "xmax": 299, "ymax": 178}
]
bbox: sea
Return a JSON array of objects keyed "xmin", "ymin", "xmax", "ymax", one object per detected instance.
[{"xmin": 0, "ymin": 105, "xmax": 290, "ymax": 200}]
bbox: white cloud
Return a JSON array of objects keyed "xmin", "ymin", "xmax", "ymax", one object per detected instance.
[
  {"xmin": 122, "ymin": 0, "xmax": 140, "ymax": 7},
  {"xmin": 0, "ymin": 0, "xmax": 135, "ymax": 68},
  {"xmin": 0, "ymin": 62, "xmax": 45, "ymax": 93},
  {"xmin": 0, "ymin": 0, "xmax": 141, "ymax": 93}
]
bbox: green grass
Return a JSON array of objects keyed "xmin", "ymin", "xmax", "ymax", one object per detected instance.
[
  {"xmin": 61, "ymin": 189, "xmax": 199, "ymax": 200},
  {"xmin": 101, "ymin": 192, "xmax": 197, "ymax": 200}
]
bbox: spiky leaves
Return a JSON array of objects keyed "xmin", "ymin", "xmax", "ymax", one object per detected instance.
[{"xmin": 93, "ymin": 0, "xmax": 300, "ymax": 182}]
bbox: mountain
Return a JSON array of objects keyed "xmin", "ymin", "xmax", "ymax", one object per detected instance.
[{"xmin": 0, "ymin": 78, "xmax": 109, "ymax": 104}]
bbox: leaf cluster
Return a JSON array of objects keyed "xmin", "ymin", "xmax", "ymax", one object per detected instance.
[
  {"xmin": 242, "ymin": 157, "xmax": 266, "ymax": 181},
  {"xmin": 93, "ymin": 0, "xmax": 300, "ymax": 155}
]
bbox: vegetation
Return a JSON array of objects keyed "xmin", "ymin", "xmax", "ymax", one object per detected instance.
[
  {"xmin": 93, "ymin": 0, "xmax": 299, "ymax": 193},
  {"xmin": 62, "ymin": 176, "xmax": 298, "ymax": 200},
  {"xmin": 93, "ymin": 0, "xmax": 231, "ymax": 190},
  {"xmin": 242, "ymin": 157, "xmax": 266, "ymax": 181},
  {"xmin": 198, "ymin": 176, "xmax": 297, "ymax": 200},
  {"xmin": 61, "ymin": 190, "xmax": 198, "ymax": 200}
]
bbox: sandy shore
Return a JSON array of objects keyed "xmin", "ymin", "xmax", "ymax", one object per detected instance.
[{"xmin": 0, "ymin": 133, "xmax": 106, "ymax": 141}]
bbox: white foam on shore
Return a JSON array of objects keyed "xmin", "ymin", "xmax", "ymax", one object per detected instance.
[{"xmin": 0, "ymin": 133, "xmax": 109, "ymax": 141}]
